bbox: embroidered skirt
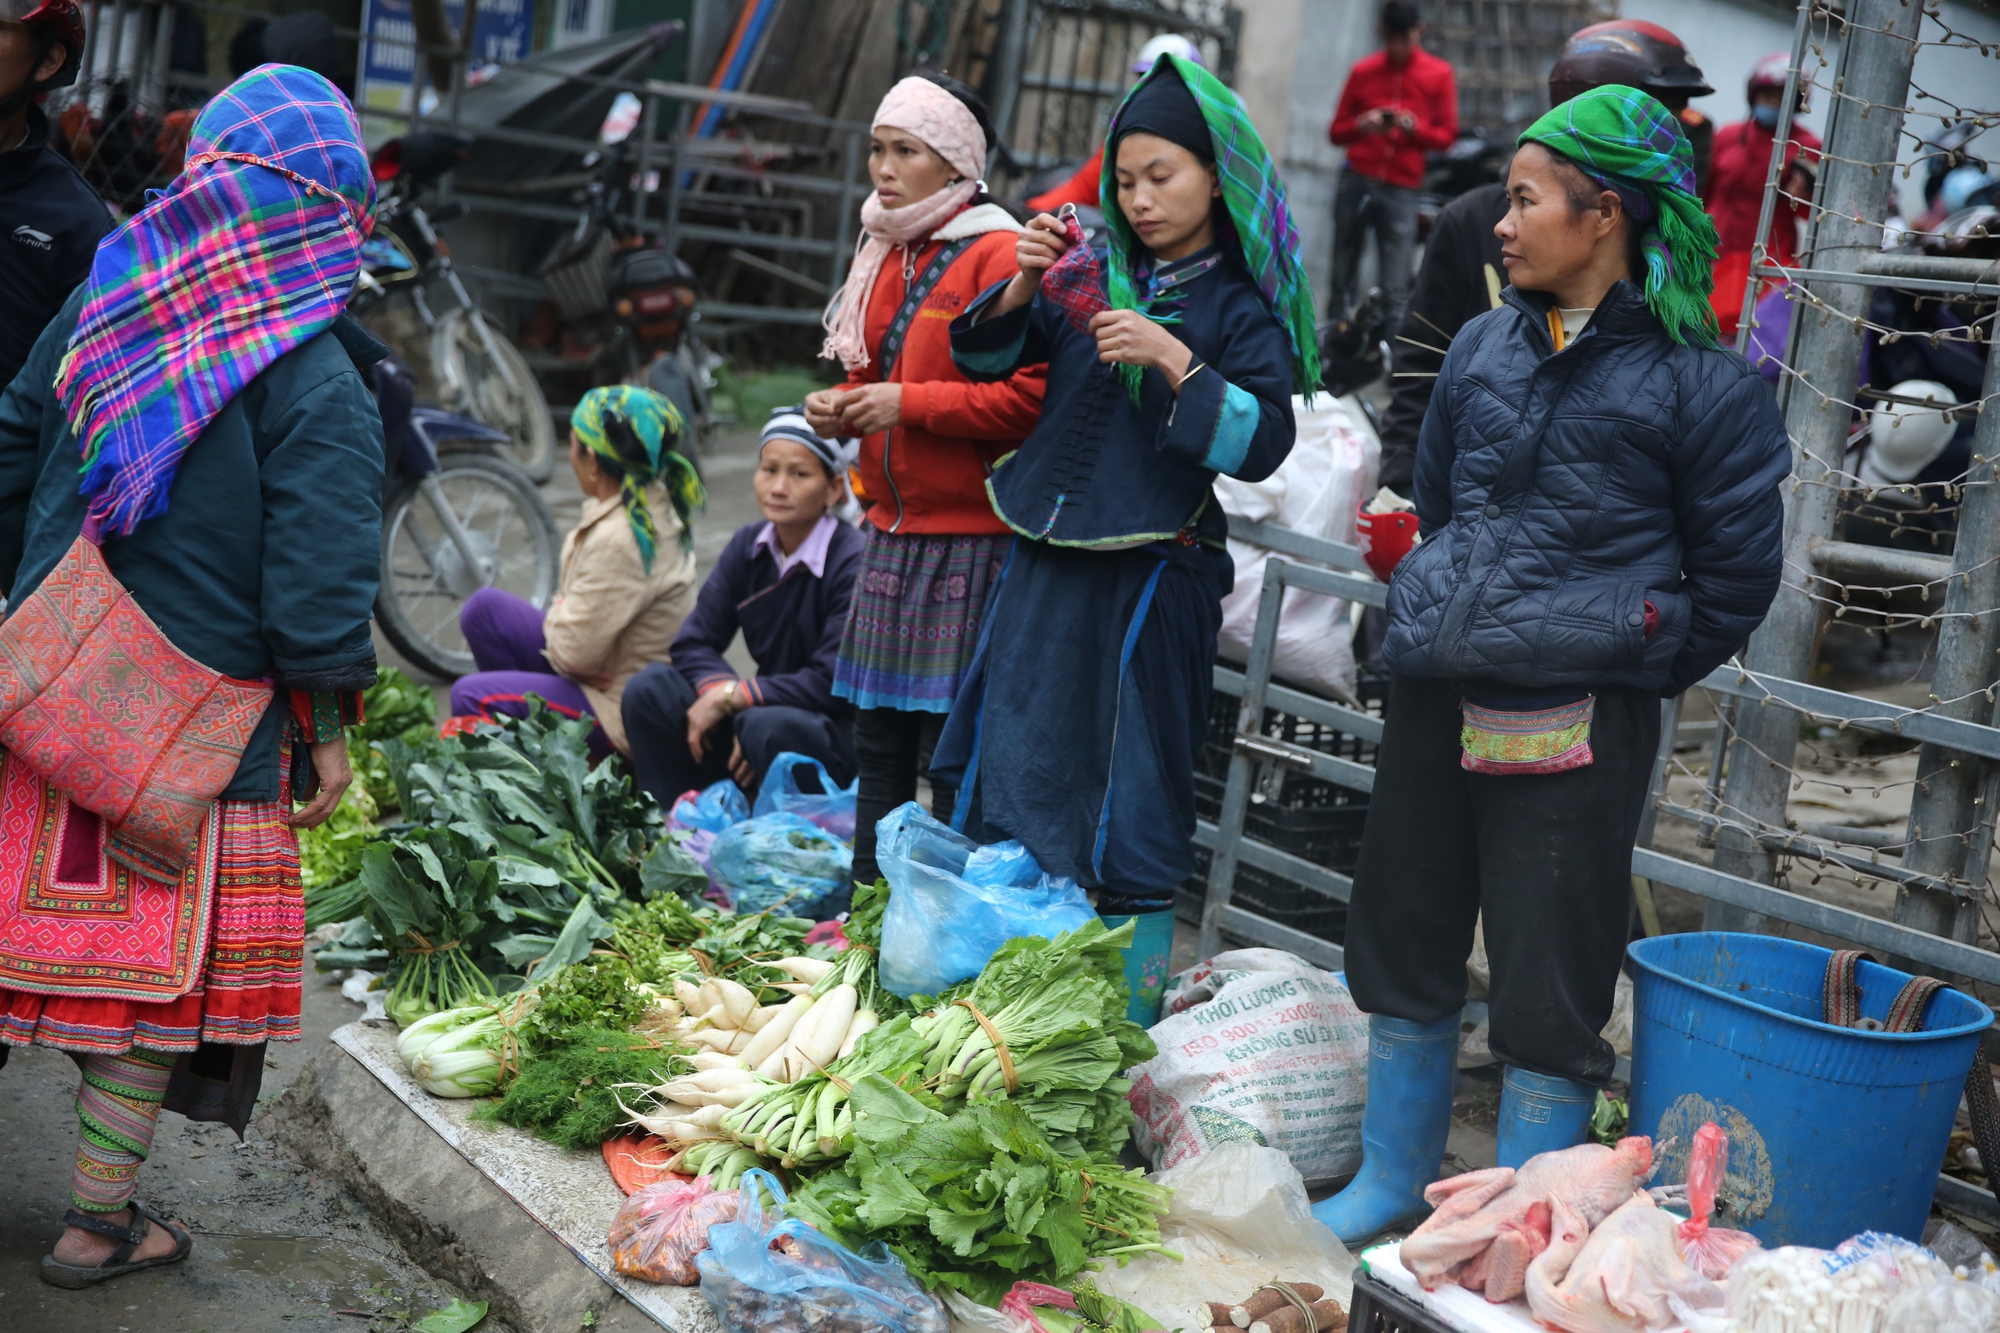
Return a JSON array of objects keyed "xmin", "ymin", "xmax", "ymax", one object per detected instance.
[
  {"xmin": 831, "ymin": 527, "xmax": 1008, "ymax": 713},
  {"xmin": 0, "ymin": 789, "xmax": 305, "ymax": 1055}
]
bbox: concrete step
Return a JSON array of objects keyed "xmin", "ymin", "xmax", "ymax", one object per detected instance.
[{"xmin": 269, "ymin": 1021, "xmax": 719, "ymax": 1333}]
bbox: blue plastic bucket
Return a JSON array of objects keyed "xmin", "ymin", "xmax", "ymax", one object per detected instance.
[{"xmin": 1628, "ymin": 932, "xmax": 1990, "ymax": 1248}]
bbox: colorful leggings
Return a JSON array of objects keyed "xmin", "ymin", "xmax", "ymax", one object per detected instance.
[{"xmin": 72, "ymin": 1048, "xmax": 175, "ymax": 1212}]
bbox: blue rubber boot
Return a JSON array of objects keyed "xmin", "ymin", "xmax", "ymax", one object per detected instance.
[
  {"xmin": 1098, "ymin": 909, "xmax": 1176, "ymax": 1026},
  {"xmin": 1310, "ymin": 1012, "xmax": 1460, "ymax": 1244},
  {"xmin": 1496, "ymin": 1066, "xmax": 1596, "ymax": 1168}
]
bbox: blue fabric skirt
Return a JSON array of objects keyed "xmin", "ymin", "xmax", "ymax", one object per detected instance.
[{"xmin": 930, "ymin": 537, "xmax": 1229, "ymax": 907}]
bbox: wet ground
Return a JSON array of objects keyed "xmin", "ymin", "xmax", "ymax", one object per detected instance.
[{"xmin": 0, "ymin": 969, "xmax": 466, "ymax": 1333}]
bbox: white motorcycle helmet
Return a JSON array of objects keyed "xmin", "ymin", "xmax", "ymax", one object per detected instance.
[
  {"xmin": 1133, "ymin": 33, "xmax": 1203, "ymax": 75},
  {"xmin": 1859, "ymin": 380, "xmax": 1960, "ymax": 487}
]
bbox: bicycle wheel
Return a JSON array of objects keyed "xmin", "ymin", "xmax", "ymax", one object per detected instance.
[
  {"xmin": 374, "ymin": 453, "xmax": 562, "ymax": 680},
  {"xmin": 432, "ymin": 307, "xmax": 558, "ymax": 483}
]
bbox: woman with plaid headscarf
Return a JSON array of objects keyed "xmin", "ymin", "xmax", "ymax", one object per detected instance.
[
  {"xmin": 0, "ymin": 64, "xmax": 383, "ymax": 1287},
  {"xmin": 1316, "ymin": 85, "xmax": 1790, "ymax": 1244},
  {"xmin": 936, "ymin": 55, "xmax": 1315, "ymax": 1023}
]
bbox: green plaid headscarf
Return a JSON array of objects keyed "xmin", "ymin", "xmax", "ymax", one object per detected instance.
[
  {"xmin": 1101, "ymin": 54, "xmax": 1320, "ymax": 402},
  {"xmin": 571, "ymin": 385, "xmax": 704, "ymax": 571},
  {"xmin": 1518, "ymin": 84, "xmax": 1721, "ymax": 348}
]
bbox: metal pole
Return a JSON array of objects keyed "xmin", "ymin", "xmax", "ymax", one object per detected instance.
[
  {"xmin": 144, "ymin": 0, "xmax": 172, "ymax": 110},
  {"xmin": 1709, "ymin": 0, "xmax": 1921, "ymax": 927},
  {"xmin": 1894, "ymin": 338, "xmax": 2000, "ymax": 943},
  {"xmin": 632, "ymin": 92, "xmax": 659, "ymax": 229},
  {"xmin": 1199, "ymin": 558, "xmax": 1287, "ymax": 960},
  {"xmin": 985, "ymin": 0, "xmax": 1034, "ymax": 170}
]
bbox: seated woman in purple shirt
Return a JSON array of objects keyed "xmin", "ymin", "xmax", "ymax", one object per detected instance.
[{"xmin": 622, "ymin": 408, "xmax": 866, "ymax": 813}]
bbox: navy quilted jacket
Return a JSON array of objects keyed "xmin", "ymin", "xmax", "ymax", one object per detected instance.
[{"xmin": 1384, "ymin": 280, "xmax": 1790, "ymax": 696}]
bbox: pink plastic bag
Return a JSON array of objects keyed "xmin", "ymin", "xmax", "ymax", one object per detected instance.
[
  {"xmin": 1677, "ymin": 1121, "xmax": 1761, "ymax": 1279},
  {"xmin": 608, "ymin": 1176, "xmax": 741, "ymax": 1285}
]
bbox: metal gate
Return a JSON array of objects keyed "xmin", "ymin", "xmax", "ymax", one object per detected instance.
[{"xmin": 965, "ymin": 0, "xmax": 1241, "ymax": 197}]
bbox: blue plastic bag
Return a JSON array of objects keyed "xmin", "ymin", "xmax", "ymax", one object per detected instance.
[
  {"xmin": 752, "ymin": 751, "xmax": 858, "ymax": 841},
  {"xmin": 668, "ymin": 779, "xmax": 750, "ymax": 835},
  {"xmin": 875, "ymin": 802, "xmax": 1095, "ymax": 997},
  {"xmin": 697, "ymin": 1171, "xmax": 946, "ymax": 1333},
  {"xmin": 708, "ymin": 812, "xmax": 852, "ymax": 918}
]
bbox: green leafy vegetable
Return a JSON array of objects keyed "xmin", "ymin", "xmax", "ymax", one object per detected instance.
[
  {"xmin": 410, "ymin": 1296, "xmax": 488, "ymax": 1333},
  {"xmin": 785, "ymin": 1076, "xmax": 1174, "ymax": 1304},
  {"xmin": 514, "ymin": 957, "xmax": 661, "ymax": 1052},
  {"xmin": 358, "ymin": 829, "xmax": 502, "ymax": 1025},
  {"xmin": 480, "ymin": 1027, "xmax": 688, "ymax": 1149}
]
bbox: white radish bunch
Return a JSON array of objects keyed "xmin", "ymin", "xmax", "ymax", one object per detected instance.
[{"xmin": 655, "ymin": 1067, "xmax": 767, "ymax": 1108}]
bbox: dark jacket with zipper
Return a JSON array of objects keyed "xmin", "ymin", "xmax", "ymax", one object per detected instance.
[
  {"xmin": 0, "ymin": 104, "xmax": 114, "ymax": 394},
  {"xmin": 0, "ymin": 286, "xmax": 387, "ymax": 800},
  {"xmin": 1384, "ymin": 280, "xmax": 1789, "ymax": 697},
  {"xmin": 669, "ymin": 518, "xmax": 868, "ymax": 718},
  {"xmin": 1379, "ymin": 182, "xmax": 1508, "ymax": 494}
]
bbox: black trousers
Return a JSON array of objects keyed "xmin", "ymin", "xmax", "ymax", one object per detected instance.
[
  {"xmin": 1343, "ymin": 674, "xmax": 1659, "ymax": 1085},
  {"xmin": 620, "ymin": 664, "xmax": 857, "ymax": 812},
  {"xmin": 850, "ymin": 707, "xmax": 955, "ymax": 887}
]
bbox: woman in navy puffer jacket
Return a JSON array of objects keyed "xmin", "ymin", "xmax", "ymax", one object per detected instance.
[{"xmin": 1315, "ymin": 87, "xmax": 1791, "ymax": 1245}]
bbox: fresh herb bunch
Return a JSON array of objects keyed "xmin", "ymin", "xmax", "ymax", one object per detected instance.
[
  {"xmin": 515, "ymin": 957, "xmax": 662, "ymax": 1052},
  {"xmin": 846, "ymin": 878, "xmax": 891, "ymax": 951},
  {"xmin": 480, "ymin": 1027, "xmax": 687, "ymax": 1150},
  {"xmin": 785, "ymin": 1075, "xmax": 1175, "ymax": 1304}
]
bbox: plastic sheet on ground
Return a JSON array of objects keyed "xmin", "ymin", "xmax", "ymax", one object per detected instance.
[{"xmin": 1088, "ymin": 1142, "xmax": 1356, "ymax": 1333}]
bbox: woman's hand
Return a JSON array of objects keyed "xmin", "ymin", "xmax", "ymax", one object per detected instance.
[
  {"xmin": 1087, "ymin": 310, "xmax": 1195, "ymax": 386},
  {"xmin": 995, "ymin": 212, "xmax": 1072, "ymax": 315},
  {"xmin": 803, "ymin": 388, "xmax": 849, "ymax": 438},
  {"xmin": 838, "ymin": 383, "xmax": 903, "ymax": 436},
  {"xmin": 289, "ymin": 737, "xmax": 352, "ymax": 829},
  {"xmin": 686, "ymin": 684, "xmax": 738, "ymax": 762},
  {"xmin": 728, "ymin": 737, "xmax": 755, "ymax": 790}
]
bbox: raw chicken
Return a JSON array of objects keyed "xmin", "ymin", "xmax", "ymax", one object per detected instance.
[
  {"xmin": 1401, "ymin": 1137, "xmax": 1656, "ymax": 1302},
  {"xmin": 1524, "ymin": 1193, "xmax": 1727, "ymax": 1333}
]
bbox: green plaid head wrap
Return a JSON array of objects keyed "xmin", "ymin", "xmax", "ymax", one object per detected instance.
[
  {"xmin": 1101, "ymin": 54, "xmax": 1320, "ymax": 401},
  {"xmin": 571, "ymin": 385, "xmax": 705, "ymax": 571},
  {"xmin": 1518, "ymin": 84, "xmax": 1721, "ymax": 349}
]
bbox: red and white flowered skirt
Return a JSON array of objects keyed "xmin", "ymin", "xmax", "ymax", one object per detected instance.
[{"xmin": 0, "ymin": 758, "xmax": 303, "ymax": 1055}]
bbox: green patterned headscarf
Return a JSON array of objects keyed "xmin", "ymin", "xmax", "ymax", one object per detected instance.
[
  {"xmin": 1101, "ymin": 54, "xmax": 1320, "ymax": 402},
  {"xmin": 1518, "ymin": 84, "xmax": 1721, "ymax": 348},
  {"xmin": 571, "ymin": 385, "xmax": 704, "ymax": 571}
]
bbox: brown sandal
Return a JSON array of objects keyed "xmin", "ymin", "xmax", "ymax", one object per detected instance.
[{"xmin": 40, "ymin": 1200, "xmax": 193, "ymax": 1288}]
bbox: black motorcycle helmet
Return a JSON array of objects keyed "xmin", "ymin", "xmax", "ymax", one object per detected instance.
[{"xmin": 1547, "ymin": 20, "xmax": 1712, "ymax": 110}]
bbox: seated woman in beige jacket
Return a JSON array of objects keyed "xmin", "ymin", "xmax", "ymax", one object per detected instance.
[{"xmin": 448, "ymin": 386, "xmax": 702, "ymax": 755}]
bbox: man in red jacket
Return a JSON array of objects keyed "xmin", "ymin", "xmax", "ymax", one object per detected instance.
[
  {"xmin": 1326, "ymin": 0, "xmax": 1457, "ymax": 333},
  {"xmin": 1708, "ymin": 52, "xmax": 1821, "ymax": 335}
]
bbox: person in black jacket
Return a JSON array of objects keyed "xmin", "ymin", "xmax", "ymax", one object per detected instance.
[
  {"xmin": 1315, "ymin": 86, "xmax": 1788, "ymax": 1246},
  {"xmin": 1375, "ymin": 20, "xmax": 1710, "ymax": 495},
  {"xmin": 0, "ymin": 0, "xmax": 110, "ymax": 394},
  {"xmin": 622, "ymin": 408, "xmax": 866, "ymax": 815}
]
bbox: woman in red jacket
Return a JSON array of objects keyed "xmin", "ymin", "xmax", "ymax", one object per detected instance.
[{"xmin": 805, "ymin": 71, "xmax": 1044, "ymax": 884}]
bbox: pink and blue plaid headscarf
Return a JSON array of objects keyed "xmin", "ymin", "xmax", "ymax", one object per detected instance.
[{"xmin": 55, "ymin": 64, "xmax": 374, "ymax": 541}]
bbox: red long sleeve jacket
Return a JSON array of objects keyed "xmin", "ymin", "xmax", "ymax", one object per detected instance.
[{"xmin": 1328, "ymin": 47, "xmax": 1459, "ymax": 190}]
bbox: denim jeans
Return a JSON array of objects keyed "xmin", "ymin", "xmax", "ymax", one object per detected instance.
[{"xmin": 1329, "ymin": 167, "xmax": 1421, "ymax": 335}]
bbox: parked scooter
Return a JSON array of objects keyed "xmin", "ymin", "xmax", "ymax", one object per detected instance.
[
  {"xmin": 533, "ymin": 140, "xmax": 716, "ymax": 452},
  {"xmin": 353, "ymin": 132, "xmax": 560, "ymax": 483},
  {"xmin": 369, "ymin": 353, "xmax": 561, "ymax": 681}
]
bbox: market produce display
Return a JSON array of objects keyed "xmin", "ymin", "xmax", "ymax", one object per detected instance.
[
  {"xmin": 310, "ymin": 704, "xmax": 1180, "ymax": 1327},
  {"xmin": 1523, "ymin": 1192, "xmax": 1726, "ymax": 1333}
]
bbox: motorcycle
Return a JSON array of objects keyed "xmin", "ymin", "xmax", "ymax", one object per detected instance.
[
  {"xmin": 353, "ymin": 132, "xmax": 560, "ymax": 483},
  {"xmin": 368, "ymin": 352, "xmax": 562, "ymax": 680},
  {"xmin": 531, "ymin": 141, "xmax": 716, "ymax": 452}
]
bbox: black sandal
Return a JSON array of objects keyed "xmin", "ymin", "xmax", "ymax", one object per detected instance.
[{"xmin": 41, "ymin": 1200, "xmax": 193, "ymax": 1288}]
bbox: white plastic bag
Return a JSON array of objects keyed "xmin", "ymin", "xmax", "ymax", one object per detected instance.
[
  {"xmin": 1214, "ymin": 394, "xmax": 1380, "ymax": 704},
  {"xmin": 1126, "ymin": 948, "xmax": 1369, "ymax": 1185},
  {"xmin": 1089, "ymin": 1142, "xmax": 1355, "ymax": 1333}
]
